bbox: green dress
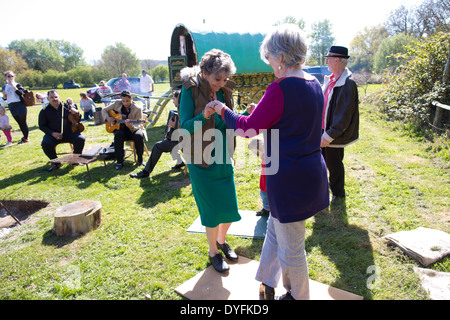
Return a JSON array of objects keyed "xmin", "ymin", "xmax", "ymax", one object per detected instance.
[{"xmin": 179, "ymin": 87, "xmax": 241, "ymax": 228}]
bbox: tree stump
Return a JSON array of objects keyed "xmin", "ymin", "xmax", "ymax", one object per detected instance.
[{"xmin": 54, "ymin": 200, "xmax": 101, "ymax": 237}]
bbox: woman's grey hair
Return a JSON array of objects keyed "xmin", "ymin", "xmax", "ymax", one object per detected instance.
[
  {"xmin": 199, "ymin": 49, "xmax": 236, "ymax": 77},
  {"xmin": 260, "ymin": 24, "xmax": 308, "ymax": 69}
]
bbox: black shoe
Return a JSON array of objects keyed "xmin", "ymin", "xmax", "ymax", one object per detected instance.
[
  {"xmin": 209, "ymin": 253, "xmax": 229, "ymax": 273},
  {"xmin": 276, "ymin": 292, "xmax": 295, "ymax": 300},
  {"xmin": 256, "ymin": 208, "xmax": 270, "ymax": 216},
  {"xmin": 259, "ymin": 283, "xmax": 275, "ymax": 300},
  {"xmin": 130, "ymin": 170, "xmax": 149, "ymax": 179},
  {"xmin": 47, "ymin": 163, "xmax": 61, "ymax": 172},
  {"xmin": 115, "ymin": 163, "xmax": 123, "ymax": 170},
  {"xmin": 171, "ymin": 162, "xmax": 185, "ymax": 170},
  {"xmin": 217, "ymin": 241, "xmax": 238, "ymax": 261}
]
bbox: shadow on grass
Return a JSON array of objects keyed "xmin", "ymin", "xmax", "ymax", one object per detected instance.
[
  {"xmin": 135, "ymin": 170, "xmax": 191, "ymax": 208},
  {"xmin": 306, "ymin": 199, "xmax": 375, "ymax": 300},
  {"xmin": 41, "ymin": 229, "xmax": 82, "ymax": 248}
]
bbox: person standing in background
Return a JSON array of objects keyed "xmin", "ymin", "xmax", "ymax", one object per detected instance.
[
  {"xmin": 140, "ymin": 70, "xmax": 154, "ymax": 111},
  {"xmin": 321, "ymin": 46, "xmax": 359, "ymax": 202},
  {"xmin": 2, "ymin": 71, "xmax": 29, "ymax": 144},
  {"xmin": 118, "ymin": 73, "xmax": 131, "ymax": 92}
]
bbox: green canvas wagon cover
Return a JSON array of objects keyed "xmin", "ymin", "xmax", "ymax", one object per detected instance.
[{"xmin": 169, "ymin": 24, "xmax": 273, "ymax": 87}]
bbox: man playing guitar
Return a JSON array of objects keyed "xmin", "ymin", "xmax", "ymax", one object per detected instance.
[{"xmin": 102, "ymin": 90, "xmax": 146, "ymax": 170}]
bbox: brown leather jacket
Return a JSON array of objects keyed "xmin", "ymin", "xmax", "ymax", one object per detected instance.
[{"xmin": 180, "ymin": 69, "xmax": 235, "ymax": 167}]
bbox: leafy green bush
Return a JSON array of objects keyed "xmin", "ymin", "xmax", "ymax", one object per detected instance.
[{"xmin": 379, "ymin": 32, "xmax": 450, "ymax": 129}]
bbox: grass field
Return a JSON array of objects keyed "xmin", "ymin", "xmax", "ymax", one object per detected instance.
[{"xmin": 0, "ymin": 83, "xmax": 448, "ymax": 300}]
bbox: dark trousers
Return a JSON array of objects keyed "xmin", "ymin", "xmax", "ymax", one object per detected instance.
[
  {"xmin": 13, "ymin": 114, "xmax": 29, "ymax": 140},
  {"xmin": 41, "ymin": 132, "xmax": 85, "ymax": 160},
  {"xmin": 9, "ymin": 101, "xmax": 28, "ymax": 140},
  {"xmin": 143, "ymin": 139, "xmax": 180, "ymax": 174},
  {"xmin": 114, "ymin": 128, "xmax": 144, "ymax": 164},
  {"xmin": 83, "ymin": 110, "xmax": 93, "ymax": 121},
  {"xmin": 322, "ymin": 147, "xmax": 346, "ymax": 197}
]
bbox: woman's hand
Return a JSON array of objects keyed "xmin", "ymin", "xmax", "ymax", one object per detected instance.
[
  {"xmin": 208, "ymin": 100, "xmax": 226, "ymax": 114},
  {"xmin": 203, "ymin": 105, "xmax": 215, "ymax": 119},
  {"xmin": 246, "ymin": 103, "xmax": 256, "ymax": 114}
]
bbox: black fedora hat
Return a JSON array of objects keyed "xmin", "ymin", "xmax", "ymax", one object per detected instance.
[{"xmin": 326, "ymin": 46, "xmax": 350, "ymax": 59}]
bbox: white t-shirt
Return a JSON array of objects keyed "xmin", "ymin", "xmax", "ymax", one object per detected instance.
[
  {"xmin": 4, "ymin": 83, "xmax": 21, "ymax": 104},
  {"xmin": 140, "ymin": 74, "xmax": 154, "ymax": 93}
]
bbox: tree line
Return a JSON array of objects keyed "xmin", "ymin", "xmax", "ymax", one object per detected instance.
[
  {"xmin": 279, "ymin": 0, "xmax": 449, "ymax": 147},
  {"xmin": 1, "ymin": 0, "xmax": 447, "ymax": 89},
  {"xmin": 0, "ymin": 40, "xmax": 169, "ymax": 89},
  {"xmin": 278, "ymin": 0, "xmax": 448, "ymax": 76},
  {"xmin": 349, "ymin": 0, "xmax": 449, "ymax": 74}
]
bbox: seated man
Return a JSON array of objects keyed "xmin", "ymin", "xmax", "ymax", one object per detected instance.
[
  {"xmin": 102, "ymin": 90, "xmax": 145, "ymax": 170},
  {"xmin": 38, "ymin": 90, "xmax": 85, "ymax": 172},
  {"xmin": 130, "ymin": 91, "xmax": 184, "ymax": 179}
]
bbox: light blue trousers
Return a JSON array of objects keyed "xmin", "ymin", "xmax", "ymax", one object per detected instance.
[{"xmin": 255, "ymin": 215, "xmax": 310, "ymax": 300}]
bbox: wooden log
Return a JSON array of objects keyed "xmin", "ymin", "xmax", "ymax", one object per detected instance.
[{"xmin": 54, "ymin": 200, "xmax": 101, "ymax": 237}]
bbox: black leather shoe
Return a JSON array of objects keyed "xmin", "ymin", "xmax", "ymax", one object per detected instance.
[
  {"xmin": 209, "ymin": 253, "xmax": 229, "ymax": 273},
  {"xmin": 276, "ymin": 292, "xmax": 295, "ymax": 300},
  {"xmin": 115, "ymin": 163, "xmax": 123, "ymax": 170},
  {"xmin": 217, "ymin": 242, "xmax": 238, "ymax": 261},
  {"xmin": 171, "ymin": 162, "xmax": 185, "ymax": 170},
  {"xmin": 259, "ymin": 283, "xmax": 275, "ymax": 300},
  {"xmin": 130, "ymin": 170, "xmax": 150, "ymax": 179},
  {"xmin": 256, "ymin": 208, "xmax": 270, "ymax": 216}
]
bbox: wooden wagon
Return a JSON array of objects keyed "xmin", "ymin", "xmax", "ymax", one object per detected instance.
[
  {"xmin": 144, "ymin": 23, "xmax": 275, "ymax": 127},
  {"xmin": 169, "ymin": 23, "xmax": 275, "ymax": 109}
]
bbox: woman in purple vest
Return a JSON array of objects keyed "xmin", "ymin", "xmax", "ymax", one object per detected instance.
[{"xmin": 208, "ymin": 24, "xmax": 329, "ymax": 300}]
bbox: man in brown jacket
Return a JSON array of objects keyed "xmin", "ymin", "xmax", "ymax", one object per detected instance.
[{"xmin": 102, "ymin": 90, "xmax": 145, "ymax": 170}]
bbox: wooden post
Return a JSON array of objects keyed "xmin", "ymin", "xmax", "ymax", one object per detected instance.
[
  {"xmin": 432, "ymin": 101, "xmax": 450, "ymax": 132},
  {"xmin": 54, "ymin": 200, "xmax": 101, "ymax": 237}
]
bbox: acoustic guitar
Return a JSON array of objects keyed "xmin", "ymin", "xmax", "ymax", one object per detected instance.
[{"xmin": 106, "ymin": 110, "xmax": 146, "ymax": 133}]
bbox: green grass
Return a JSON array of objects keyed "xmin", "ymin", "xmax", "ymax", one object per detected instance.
[{"xmin": 0, "ymin": 83, "xmax": 448, "ymax": 300}]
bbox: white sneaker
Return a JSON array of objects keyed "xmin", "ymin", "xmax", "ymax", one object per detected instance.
[{"xmin": 4, "ymin": 142, "xmax": 12, "ymax": 146}]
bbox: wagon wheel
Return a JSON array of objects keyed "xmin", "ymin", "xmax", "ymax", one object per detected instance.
[{"xmin": 251, "ymin": 89, "xmax": 265, "ymax": 104}]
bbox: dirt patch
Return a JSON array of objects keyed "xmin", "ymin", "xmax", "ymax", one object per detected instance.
[{"xmin": 0, "ymin": 200, "xmax": 49, "ymax": 229}]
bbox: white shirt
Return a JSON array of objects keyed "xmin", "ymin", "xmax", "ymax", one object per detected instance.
[
  {"xmin": 4, "ymin": 83, "xmax": 21, "ymax": 104},
  {"xmin": 140, "ymin": 74, "xmax": 154, "ymax": 93}
]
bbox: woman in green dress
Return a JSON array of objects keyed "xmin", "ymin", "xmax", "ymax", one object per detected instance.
[{"xmin": 178, "ymin": 49, "xmax": 241, "ymax": 273}]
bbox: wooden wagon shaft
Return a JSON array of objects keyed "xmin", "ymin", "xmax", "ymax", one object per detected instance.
[{"xmin": 0, "ymin": 201, "xmax": 22, "ymax": 225}]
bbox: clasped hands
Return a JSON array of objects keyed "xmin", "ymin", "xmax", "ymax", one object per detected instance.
[
  {"xmin": 203, "ymin": 101, "xmax": 257, "ymax": 118},
  {"xmin": 203, "ymin": 100, "xmax": 226, "ymax": 118}
]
